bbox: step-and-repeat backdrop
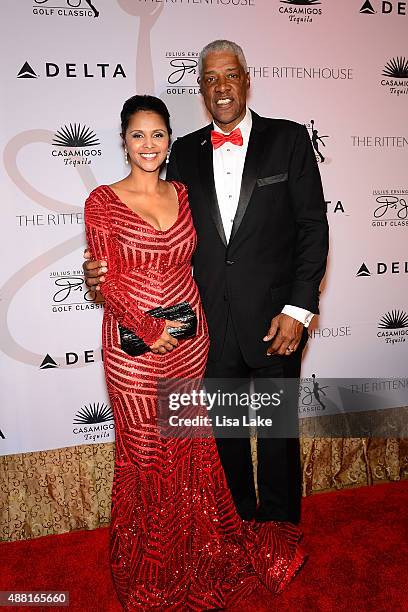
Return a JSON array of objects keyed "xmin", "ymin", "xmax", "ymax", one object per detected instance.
[{"xmin": 0, "ymin": 0, "xmax": 406, "ymax": 455}]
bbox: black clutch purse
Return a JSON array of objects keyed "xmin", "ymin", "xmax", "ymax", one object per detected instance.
[{"xmin": 118, "ymin": 301, "xmax": 197, "ymax": 356}]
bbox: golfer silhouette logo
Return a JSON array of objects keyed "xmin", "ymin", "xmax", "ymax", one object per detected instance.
[
  {"xmin": 309, "ymin": 119, "xmax": 329, "ymax": 164},
  {"xmin": 311, "ymin": 374, "xmax": 327, "ymax": 409},
  {"xmin": 301, "ymin": 375, "xmax": 328, "ymax": 409}
]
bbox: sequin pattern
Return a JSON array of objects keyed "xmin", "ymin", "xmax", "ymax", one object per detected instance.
[{"xmin": 84, "ymin": 182, "xmax": 306, "ymax": 611}]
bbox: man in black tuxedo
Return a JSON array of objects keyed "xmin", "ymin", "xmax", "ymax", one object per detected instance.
[
  {"xmin": 167, "ymin": 40, "xmax": 328, "ymax": 523},
  {"xmin": 85, "ymin": 40, "xmax": 328, "ymax": 524}
]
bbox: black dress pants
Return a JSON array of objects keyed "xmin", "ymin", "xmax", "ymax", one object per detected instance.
[{"xmin": 205, "ymin": 310, "xmax": 303, "ymax": 524}]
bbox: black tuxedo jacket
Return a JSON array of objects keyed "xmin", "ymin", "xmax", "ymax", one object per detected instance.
[{"xmin": 167, "ymin": 110, "xmax": 329, "ymax": 367}]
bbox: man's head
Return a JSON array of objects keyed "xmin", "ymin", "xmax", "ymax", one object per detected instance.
[{"xmin": 198, "ymin": 40, "xmax": 250, "ymax": 133}]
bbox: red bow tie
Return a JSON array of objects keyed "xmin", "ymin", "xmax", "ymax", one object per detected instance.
[{"xmin": 210, "ymin": 128, "xmax": 243, "ymax": 150}]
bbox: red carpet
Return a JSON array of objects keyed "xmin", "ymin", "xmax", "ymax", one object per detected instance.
[{"xmin": 1, "ymin": 481, "xmax": 407, "ymax": 611}]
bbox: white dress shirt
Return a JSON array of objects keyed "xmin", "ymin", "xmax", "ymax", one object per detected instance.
[{"xmin": 212, "ymin": 108, "xmax": 314, "ymax": 327}]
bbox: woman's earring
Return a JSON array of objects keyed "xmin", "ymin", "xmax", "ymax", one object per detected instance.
[
  {"xmin": 124, "ymin": 147, "xmax": 129, "ymax": 165},
  {"xmin": 165, "ymin": 150, "xmax": 170, "ymax": 165}
]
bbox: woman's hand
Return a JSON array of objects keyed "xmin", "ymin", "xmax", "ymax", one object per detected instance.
[
  {"xmin": 150, "ymin": 320, "xmax": 185, "ymax": 354},
  {"xmin": 83, "ymin": 248, "xmax": 107, "ymax": 291}
]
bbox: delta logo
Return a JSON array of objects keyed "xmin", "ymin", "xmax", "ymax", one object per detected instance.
[
  {"xmin": 39, "ymin": 349, "xmax": 102, "ymax": 370},
  {"xmin": 356, "ymin": 261, "xmax": 408, "ymax": 277},
  {"xmin": 360, "ymin": 0, "xmax": 407, "ymax": 15},
  {"xmin": 17, "ymin": 60, "xmax": 126, "ymax": 79}
]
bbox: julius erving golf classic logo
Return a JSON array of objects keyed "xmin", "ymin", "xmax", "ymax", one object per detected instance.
[
  {"xmin": 381, "ymin": 57, "xmax": 408, "ymax": 96},
  {"xmin": 299, "ymin": 374, "xmax": 329, "ymax": 413},
  {"xmin": 370, "ymin": 188, "xmax": 408, "ymax": 229},
  {"xmin": 32, "ymin": 0, "xmax": 100, "ymax": 18},
  {"xmin": 50, "ymin": 269, "xmax": 103, "ymax": 314},
  {"xmin": 165, "ymin": 51, "xmax": 200, "ymax": 96}
]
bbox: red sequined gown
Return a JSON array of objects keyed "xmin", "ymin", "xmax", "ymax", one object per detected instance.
[{"xmin": 85, "ymin": 182, "xmax": 306, "ymax": 611}]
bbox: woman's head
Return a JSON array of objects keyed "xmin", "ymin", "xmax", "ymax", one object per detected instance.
[
  {"xmin": 120, "ymin": 95, "xmax": 172, "ymax": 171},
  {"xmin": 121, "ymin": 95, "xmax": 171, "ymax": 139}
]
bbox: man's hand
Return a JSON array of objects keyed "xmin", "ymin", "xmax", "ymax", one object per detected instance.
[
  {"xmin": 150, "ymin": 320, "xmax": 185, "ymax": 354},
  {"xmin": 263, "ymin": 313, "xmax": 304, "ymax": 356},
  {"xmin": 83, "ymin": 249, "xmax": 107, "ymax": 291}
]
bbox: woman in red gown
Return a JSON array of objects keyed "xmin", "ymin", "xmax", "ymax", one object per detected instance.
[{"xmin": 85, "ymin": 95, "xmax": 305, "ymax": 611}]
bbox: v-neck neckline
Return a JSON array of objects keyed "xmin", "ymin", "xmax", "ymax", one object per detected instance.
[{"xmin": 104, "ymin": 182, "xmax": 180, "ymax": 233}]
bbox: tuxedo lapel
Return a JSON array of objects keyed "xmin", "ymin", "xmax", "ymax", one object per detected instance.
[
  {"xmin": 229, "ymin": 112, "xmax": 267, "ymax": 244},
  {"xmin": 198, "ymin": 127, "xmax": 227, "ymax": 247}
]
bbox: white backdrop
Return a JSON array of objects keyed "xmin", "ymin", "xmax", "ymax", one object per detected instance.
[{"xmin": 0, "ymin": 0, "xmax": 407, "ymax": 455}]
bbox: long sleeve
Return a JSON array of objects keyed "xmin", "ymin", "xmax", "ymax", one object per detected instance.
[
  {"xmin": 288, "ymin": 124, "xmax": 329, "ymax": 313},
  {"xmin": 84, "ymin": 188, "xmax": 165, "ymax": 345},
  {"xmin": 282, "ymin": 305, "xmax": 314, "ymax": 326}
]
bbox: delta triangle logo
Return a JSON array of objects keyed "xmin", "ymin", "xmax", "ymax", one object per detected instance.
[
  {"xmin": 40, "ymin": 354, "xmax": 58, "ymax": 369},
  {"xmin": 356, "ymin": 263, "xmax": 371, "ymax": 277},
  {"xmin": 17, "ymin": 61, "xmax": 38, "ymax": 79},
  {"xmin": 360, "ymin": 0, "xmax": 376, "ymax": 14}
]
